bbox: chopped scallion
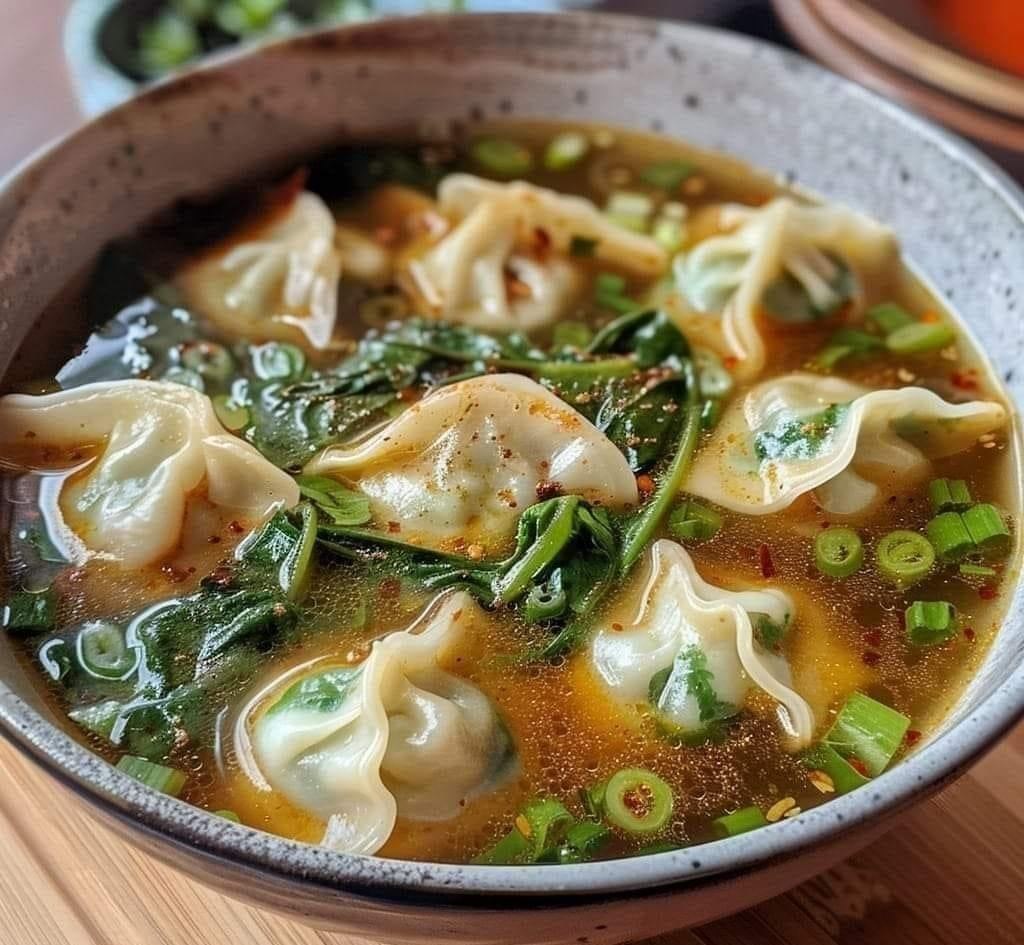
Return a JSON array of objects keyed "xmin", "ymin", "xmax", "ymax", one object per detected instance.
[
  {"xmin": 959, "ymin": 562, "xmax": 997, "ymax": 579},
  {"xmin": 712, "ymin": 805, "xmax": 767, "ymax": 837},
  {"xmin": 874, "ymin": 530, "xmax": 935, "ymax": 586},
  {"xmin": 593, "ymin": 272, "xmax": 636, "ymax": 314},
  {"xmin": 925, "ymin": 511, "xmax": 975, "ymax": 562},
  {"xmin": 867, "ymin": 302, "xmax": 915, "ymax": 334},
  {"xmin": 928, "ymin": 478, "xmax": 972, "ymax": 514},
  {"xmin": 667, "ymin": 500, "xmax": 723, "ymax": 543},
  {"xmin": 214, "ymin": 809, "xmax": 241, "ymax": 823},
  {"xmin": 814, "ymin": 527, "xmax": 864, "ymax": 578},
  {"xmin": 811, "ymin": 344, "xmax": 854, "ymax": 372},
  {"xmin": 885, "ymin": 321, "xmax": 956, "ymax": 354},
  {"xmin": 604, "ymin": 191, "xmax": 653, "ymax": 232},
  {"xmin": 825, "ymin": 691, "xmax": 910, "ymax": 777},
  {"xmin": 639, "ymin": 159, "xmax": 694, "ymax": 191},
  {"xmin": 603, "ymin": 768, "xmax": 674, "ymax": 835},
  {"xmin": 905, "ymin": 600, "xmax": 958, "ymax": 646},
  {"xmin": 116, "ymin": 755, "xmax": 187, "ymax": 796},
  {"xmin": 962, "ymin": 503, "xmax": 1011, "ymax": 557},
  {"xmin": 801, "ymin": 742, "xmax": 870, "ymax": 794},
  {"xmin": 473, "ymin": 798, "xmax": 573, "ymax": 865},
  {"xmin": 77, "ymin": 620, "xmax": 135, "ymax": 679},
  {"xmin": 470, "ymin": 137, "xmax": 533, "ymax": 177},
  {"xmin": 553, "ymin": 821, "xmax": 612, "ymax": 864},
  {"xmin": 652, "ymin": 216, "xmax": 685, "ymax": 253},
  {"xmin": 543, "ymin": 131, "xmax": 589, "ymax": 171},
  {"xmin": 213, "ymin": 394, "xmax": 250, "ymax": 433}
]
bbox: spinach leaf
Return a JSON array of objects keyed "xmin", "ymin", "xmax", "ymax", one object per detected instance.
[
  {"xmin": 295, "ymin": 475, "xmax": 371, "ymax": 526},
  {"xmin": 587, "ymin": 309, "xmax": 690, "ymax": 369},
  {"xmin": 50, "ymin": 508, "xmax": 314, "ymax": 760},
  {"xmin": 594, "ymin": 375, "xmax": 689, "ymax": 472}
]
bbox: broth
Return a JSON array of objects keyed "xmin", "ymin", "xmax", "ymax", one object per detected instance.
[{"xmin": 1, "ymin": 121, "xmax": 1018, "ymax": 865}]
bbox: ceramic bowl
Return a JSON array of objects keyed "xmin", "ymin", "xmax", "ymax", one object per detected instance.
[{"xmin": 3, "ymin": 12, "xmax": 1024, "ymax": 945}]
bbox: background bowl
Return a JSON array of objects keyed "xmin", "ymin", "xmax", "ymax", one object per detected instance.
[{"xmin": 3, "ymin": 12, "xmax": 1024, "ymax": 945}]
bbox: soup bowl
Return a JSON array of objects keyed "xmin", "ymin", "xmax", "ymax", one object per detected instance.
[{"xmin": 1, "ymin": 12, "xmax": 1023, "ymax": 945}]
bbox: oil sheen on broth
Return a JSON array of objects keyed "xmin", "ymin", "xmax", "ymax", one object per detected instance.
[{"xmin": 0, "ymin": 121, "xmax": 1018, "ymax": 866}]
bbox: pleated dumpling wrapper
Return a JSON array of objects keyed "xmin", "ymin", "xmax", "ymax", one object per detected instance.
[
  {"xmin": 670, "ymin": 197, "xmax": 897, "ymax": 381},
  {"xmin": 247, "ymin": 591, "xmax": 514, "ymax": 854},
  {"xmin": 178, "ymin": 185, "xmax": 389, "ymax": 349},
  {"xmin": 305, "ymin": 373, "xmax": 639, "ymax": 552},
  {"xmin": 406, "ymin": 173, "xmax": 667, "ymax": 333},
  {"xmin": 686, "ymin": 372, "xmax": 1007, "ymax": 516},
  {"xmin": 0, "ymin": 380, "xmax": 299, "ymax": 568},
  {"xmin": 590, "ymin": 540, "xmax": 814, "ymax": 749}
]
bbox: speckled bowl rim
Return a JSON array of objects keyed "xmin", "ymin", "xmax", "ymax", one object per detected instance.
[{"xmin": 3, "ymin": 11, "xmax": 1024, "ymax": 903}]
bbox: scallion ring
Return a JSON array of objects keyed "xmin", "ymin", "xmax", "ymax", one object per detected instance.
[
  {"xmin": 77, "ymin": 620, "xmax": 136, "ymax": 680},
  {"xmin": 603, "ymin": 767, "xmax": 674, "ymax": 835},
  {"xmin": 875, "ymin": 530, "xmax": 935, "ymax": 587},
  {"xmin": 814, "ymin": 527, "xmax": 864, "ymax": 578}
]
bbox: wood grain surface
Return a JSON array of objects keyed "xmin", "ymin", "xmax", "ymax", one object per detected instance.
[
  {"xmin": 1, "ymin": 724, "xmax": 1023, "ymax": 945},
  {"xmin": 2, "ymin": 3, "xmax": 1023, "ymax": 944}
]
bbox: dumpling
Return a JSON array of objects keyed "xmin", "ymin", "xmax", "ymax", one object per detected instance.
[
  {"xmin": 179, "ymin": 188, "xmax": 389, "ymax": 349},
  {"xmin": 687, "ymin": 372, "xmax": 1007, "ymax": 516},
  {"xmin": 305, "ymin": 373, "xmax": 639, "ymax": 551},
  {"xmin": 0, "ymin": 380, "xmax": 299, "ymax": 568},
  {"xmin": 669, "ymin": 198, "xmax": 898, "ymax": 380},
  {"xmin": 590, "ymin": 540, "xmax": 813, "ymax": 748},
  {"xmin": 247, "ymin": 592, "xmax": 513, "ymax": 854},
  {"xmin": 406, "ymin": 173, "xmax": 667, "ymax": 332}
]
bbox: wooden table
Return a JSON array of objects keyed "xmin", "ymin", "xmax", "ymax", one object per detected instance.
[{"xmin": 2, "ymin": 3, "xmax": 1024, "ymax": 943}]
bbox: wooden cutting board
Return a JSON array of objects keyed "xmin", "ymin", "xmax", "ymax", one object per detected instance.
[{"xmin": 0, "ymin": 722, "xmax": 1021, "ymax": 945}]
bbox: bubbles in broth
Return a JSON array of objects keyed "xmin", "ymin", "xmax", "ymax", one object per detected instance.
[{"xmin": 0, "ymin": 121, "xmax": 1018, "ymax": 865}]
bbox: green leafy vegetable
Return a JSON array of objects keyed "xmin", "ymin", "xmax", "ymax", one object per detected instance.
[
  {"xmin": 754, "ymin": 403, "xmax": 849, "ymax": 462},
  {"xmin": 2, "ymin": 589, "xmax": 56, "ymax": 634},
  {"xmin": 296, "ymin": 475, "xmax": 371, "ymax": 526}
]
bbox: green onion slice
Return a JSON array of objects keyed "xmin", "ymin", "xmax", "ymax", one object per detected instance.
[
  {"xmin": 473, "ymin": 798, "xmax": 573, "ymax": 865},
  {"xmin": 639, "ymin": 160, "xmax": 694, "ymax": 191},
  {"xmin": 524, "ymin": 571, "xmax": 568, "ymax": 623},
  {"xmin": 801, "ymin": 743, "xmax": 870, "ymax": 795},
  {"xmin": 867, "ymin": 302, "xmax": 915, "ymax": 334},
  {"xmin": 667, "ymin": 500, "xmax": 723, "ymax": 543},
  {"xmin": 213, "ymin": 394, "xmax": 250, "ymax": 433},
  {"xmin": 554, "ymin": 821, "xmax": 612, "ymax": 864},
  {"xmin": 959, "ymin": 562, "xmax": 997, "ymax": 580},
  {"xmin": 825, "ymin": 691, "xmax": 910, "ymax": 778},
  {"xmin": 603, "ymin": 768, "xmax": 674, "ymax": 835},
  {"xmin": 77, "ymin": 620, "xmax": 136, "ymax": 679},
  {"xmin": 544, "ymin": 131, "xmax": 589, "ymax": 171},
  {"xmin": 116, "ymin": 755, "xmax": 187, "ymax": 797},
  {"xmin": 470, "ymin": 137, "xmax": 534, "ymax": 177},
  {"xmin": 552, "ymin": 321, "xmax": 593, "ymax": 349},
  {"xmin": 928, "ymin": 478, "xmax": 972, "ymax": 514},
  {"xmin": 814, "ymin": 527, "xmax": 864, "ymax": 578},
  {"xmin": 885, "ymin": 322, "xmax": 956, "ymax": 354},
  {"xmin": 905, "ymin": 600, "xmax": 958, "ymax": 646},
  {"xmin": 962, "ymin": 503, "xmax": 1011, "ymax": 558},
  {"xmin": 713, "ymin": 806, "xmax": 767, "ymax": 838},
  {"xmin": 925, "ymin": 512, "xmax": 975, "ymax": 562},
  {"xmin": 214, "ymin": 809, "xmax": 241, "ymax": 823},
  {"xmin": 874, "ymin": 530, "xmax": 935, "ymax": 586}
]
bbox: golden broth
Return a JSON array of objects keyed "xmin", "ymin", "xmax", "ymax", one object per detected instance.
[{"xmin": 1, "ymin": 121, "xmax": 1019, "ymax": 865}]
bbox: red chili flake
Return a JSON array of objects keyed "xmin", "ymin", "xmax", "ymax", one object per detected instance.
[
  {"xmin": 950, "ymin": 370, "xmax": 978, "ymax": 391},
  {"xmin": 373, "ymin": 225, "xmax": 398, "ymax": 246},
  {"xmin": 963, "ymin": 627, "xmax": 976, "ymax": 642},
  {"xmin": 636, "ymin": 473, "xmax": 655, "ymax": 497},
  {"xmin": 227, "ymin": 520, "xmax": 245, "ymax": 535},
  {"xmin": 848, "ymin": 756, "xmax": 869, "ymax": 777},
  {"xmin": 862, "ymin": 650, "xmax": 881, "ymax": 667},
  {"xmin": 758, "ymin": 544, "xmax": 776, "ymax": 579},
  {"xmin": 160, "ymin": 563, "xmax": 188, "ymax": 584},
  {"xmin": 611, "ymin": 622, "xmax": 624, "ymax": 633},
  {"xmin": 979, "ymin": 584, "xmax": 998, "ymax": 600},
  {"xmin": 207, "ymin": 535, "xmax": 222, "ymax": 545},
  {"xmin": 532, "ymin": 226, "xmax": 552, "ymax": 258},
  {"xmin": 378, "ymin": 578, "xmax": 401, "ymax": 600},
  {"xmin": 535, "ymin": 480, "xmax": 563, "ymax": 501},
  {"xmin": 904, "ymin": 729, "xmax": 922, "ymax": 747},
  {"xmin": 723, "ymin": 355, "xmax": 739, "ymax": 370},
  {"xmin": 863, "ymin": 629, "xmax": 883, "ymax": 648}
]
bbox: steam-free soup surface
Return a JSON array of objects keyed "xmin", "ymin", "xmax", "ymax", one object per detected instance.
[{"xmin": 0, "ymin": 122, "xmax": 1017, "ymax": 865}]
